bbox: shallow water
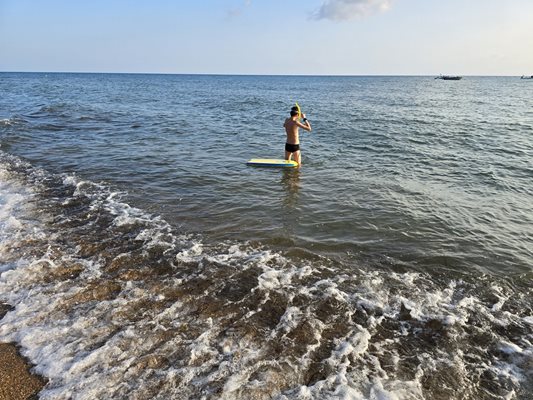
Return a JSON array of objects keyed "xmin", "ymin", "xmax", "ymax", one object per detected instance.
[{"xmin": 0, "ymin": 73, "xmax": 532, "ymax": 399}]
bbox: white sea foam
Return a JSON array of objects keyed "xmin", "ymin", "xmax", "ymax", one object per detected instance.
[
  {"xmin": 0, "ymin": 164, "xmax": 42, "ymax": 277},
  {"xmin": 0, "ymin": 172, "xmax": 28, "ymax": 233},
  {"xmin": 498, "ymin": 341, "xmax": 523, "ymax": 355},
  {"xmin": 4, "ymin": 240, "xmax": 528, "ymax": 400},
  {"xmin": 0, "ymin": 117, "xmax": 21, "ymax": 127}
]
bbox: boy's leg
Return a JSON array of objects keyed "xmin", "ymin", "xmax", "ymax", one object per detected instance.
[
  {"xmin": 285, "ymin": 151, "xmax": 292, "ymax": 161},
  {"xmin": 294, "ymin": 150, "xmax": 301, "ymax": 165}
]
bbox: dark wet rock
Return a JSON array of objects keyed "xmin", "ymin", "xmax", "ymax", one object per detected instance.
[
  {"xmin": 478, "ymin": 368, "xmax": 514, "ymax": 399},
  {"xmin": 314, "ymin": 296, "xmax": 348, "ymax": 323},
  {"xmin": 372, "ymin": 317, "xmax": 400, "ymax": 342},
  {"xmin": 290, "ymin": 293, "xmax": 312, "ymax": 308},
  {"xmin": 399, "ymin": 302, "xmax": 413, "ymax": 321},
  {"xmin": 107, "ymin": 253, "xmax": 148, "ymax": 273},
  {"xmin": 0, "ymin": 304, "xmax": 14, "ymax": 320},
  {"xmin": 160, "ymin": 286, "xmax": 188, "ymax": 302},
  {"xmin": 421, "ymin": 363, "xmax": 465, "ymax": 400},
  {"xmin": 42, "ymin": 263, "xmax": 84, "ymax": 283},
  {"xmin": 359, "ymin": 303, "xmax": 384, "ymax": 317},
  {"xmin": 244, "ymin": 363, "xmax": 294, "ymax": 398},
  {"xmin": 134, "ymin": 354, "xmax": 169, "ymax": 370},
  {"xmin": 248, "ymin": 295, "xmax": 287, "ymax": 330},
  {"xmin": 196, "ymin": 295, "xmax": 224, "ymax": 317},
  {"xmin": 425, "ymin": 318, "xmax": 444, "ymax": 331},
  {"xmin": 113, "ymin": 298, "xmax": 166, "ymax": 324},
  {"xmin": 302, "ymin": 335, "xmax": 338, "ymax": 385},
  {"xmin": 117, "ymin": 268, "xmax": 149, "ymax": 281},
  {"xmin": 150, "ymin": 262, "xmax": 175, "ymax": 277},
  {"xmin": 216, "ymin": 268, "xmax": 260, "ymax": 302},
  {"xmin": 286, "ymin": 319, "xmax": 320, "ymax": 352},
  {"xmin": 492, "ymin": 320, "xmax": 530, "ymax": 340},
  {"xmin": 77, "ymin": 242, "xmax": 107, "ymax": 258},
  {"xmin": 182, "ymin": 277, "xmax": 214, "ymax": 296},
  {"xmin": 463, "ymin": 326, "xmax": 494, "ymax": 348},
  {"xmin": 67, "ymin": 281, "xmax": 122, "ymax": 304},
  {"xmin": 352, "ymin": 307, "xmax": 370, "ymax": 325},
  {"xmin": 304, "ymin": 361, "xmax": 331, "ymax": 386}
]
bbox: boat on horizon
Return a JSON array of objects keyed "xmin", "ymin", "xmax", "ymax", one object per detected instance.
[
  {"xmin": 520, "ymin": 75, "xmax": 533, "ymax": 79},
  {"xmin": 435, "ymin": 75, "xmax": 462, "ymax": 80}
]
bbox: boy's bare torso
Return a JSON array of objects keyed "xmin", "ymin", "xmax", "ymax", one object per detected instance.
[{"xmin": 284, "ymin": 117, "xmax": 300, "ymax": 144}]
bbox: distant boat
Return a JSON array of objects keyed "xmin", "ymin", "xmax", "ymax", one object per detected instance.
[
  {"xmin": 520, "ymin": 75, "xmax": 533, "ymax": 79},
  {"xmin": 435, "ymin": 75, "xmax": 462, "ymax": 80}
]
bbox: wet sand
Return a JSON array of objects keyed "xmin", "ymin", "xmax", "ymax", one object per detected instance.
[
  {"xmin": 0, "ymin": 343, "xmax": 45, "ymax": 400},
  {"xmin": 0, "ymin": 303, "xmax": 45, "ymax": 400}
]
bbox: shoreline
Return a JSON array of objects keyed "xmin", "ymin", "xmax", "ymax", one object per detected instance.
[
  {"xmin": 0, "ymin": 304, "xmax": 46, "ymax": 400},
  {"xmin": 0, "ymin": 343, "xmax": 46, "ymax": 400}
]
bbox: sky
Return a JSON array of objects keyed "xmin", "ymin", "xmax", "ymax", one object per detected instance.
[{"xmin": 0, "ymin": 0, "xmax": 532, "ymax": 75}]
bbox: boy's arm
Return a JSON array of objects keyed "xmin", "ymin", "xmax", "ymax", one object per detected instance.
[{"xmin": 295, "ymin": 119, "xmax": 312, "ymax": 132}]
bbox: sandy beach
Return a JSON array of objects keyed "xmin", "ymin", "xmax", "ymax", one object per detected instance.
[
  {"xmin": 0, "ymin": 343, "xmax": 45, "ymax": 400},
  {"xmin": 0, "ymin": 304, "xmax": 45, "ymax": 400}
]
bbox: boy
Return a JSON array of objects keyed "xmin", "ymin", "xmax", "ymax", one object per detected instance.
[{"xmin": 283, "ymin": 106, "xmax": 311, "ymax": 166}]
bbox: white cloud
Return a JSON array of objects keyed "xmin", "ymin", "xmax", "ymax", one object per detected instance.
[
  {"xmin": 314, "ymin": 0, "xmax": 393, "ymax": 21},
  {"xmin": 226, "ymin": 0, "xmax": 253, "ymax": 19}
]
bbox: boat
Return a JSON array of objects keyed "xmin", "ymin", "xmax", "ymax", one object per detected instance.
[
  {"xmin": 435, "ymin": 75, "xmax": 462, "ymax": 80},
  {"xmin": 520, "ymin": 75, "xmax": 533, "ymax": 79}
]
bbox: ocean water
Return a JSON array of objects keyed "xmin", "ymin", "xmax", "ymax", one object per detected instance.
[{"xmin": 0, "ymin": 72, "xmax": 531, "ymax": 399}]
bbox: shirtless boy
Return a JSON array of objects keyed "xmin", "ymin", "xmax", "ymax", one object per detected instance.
[{"xmin": 283, "ymin": 107, "xmax": 311, "ymax": 166}]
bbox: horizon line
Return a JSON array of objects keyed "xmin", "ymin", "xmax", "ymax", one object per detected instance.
[{"xmin": 0, "ymin": 70, "xmax": 526, "ymax": 78}]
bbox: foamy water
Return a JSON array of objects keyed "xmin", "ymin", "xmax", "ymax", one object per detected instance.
[{"xmin": 1, "ymin": 152, "xmax": 531, "ymax": 399}]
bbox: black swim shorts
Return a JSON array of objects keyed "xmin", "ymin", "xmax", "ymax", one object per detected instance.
[{"xmin": 285, "ymin": 143, "xmax": 300, "ymax": 153}]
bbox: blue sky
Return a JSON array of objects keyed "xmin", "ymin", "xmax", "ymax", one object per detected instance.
[{"xmin": 1, "ymin": 0, "xmax": 532, "ymax": 75}]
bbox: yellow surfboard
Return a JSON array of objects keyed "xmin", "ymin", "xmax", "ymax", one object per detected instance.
[{"xmin": 247, "ymin": 159, "xmax": 298, "ymax": 168}]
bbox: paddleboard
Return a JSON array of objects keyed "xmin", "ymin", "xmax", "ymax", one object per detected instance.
[{"xmin": 247, "ymin": 159, "xmax": 298, "ymax": 168}]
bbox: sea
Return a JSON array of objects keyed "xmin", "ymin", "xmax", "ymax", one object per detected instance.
[{"xmin": 0, "ymin": 72, "xmax": 531, "ymax": 399}]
